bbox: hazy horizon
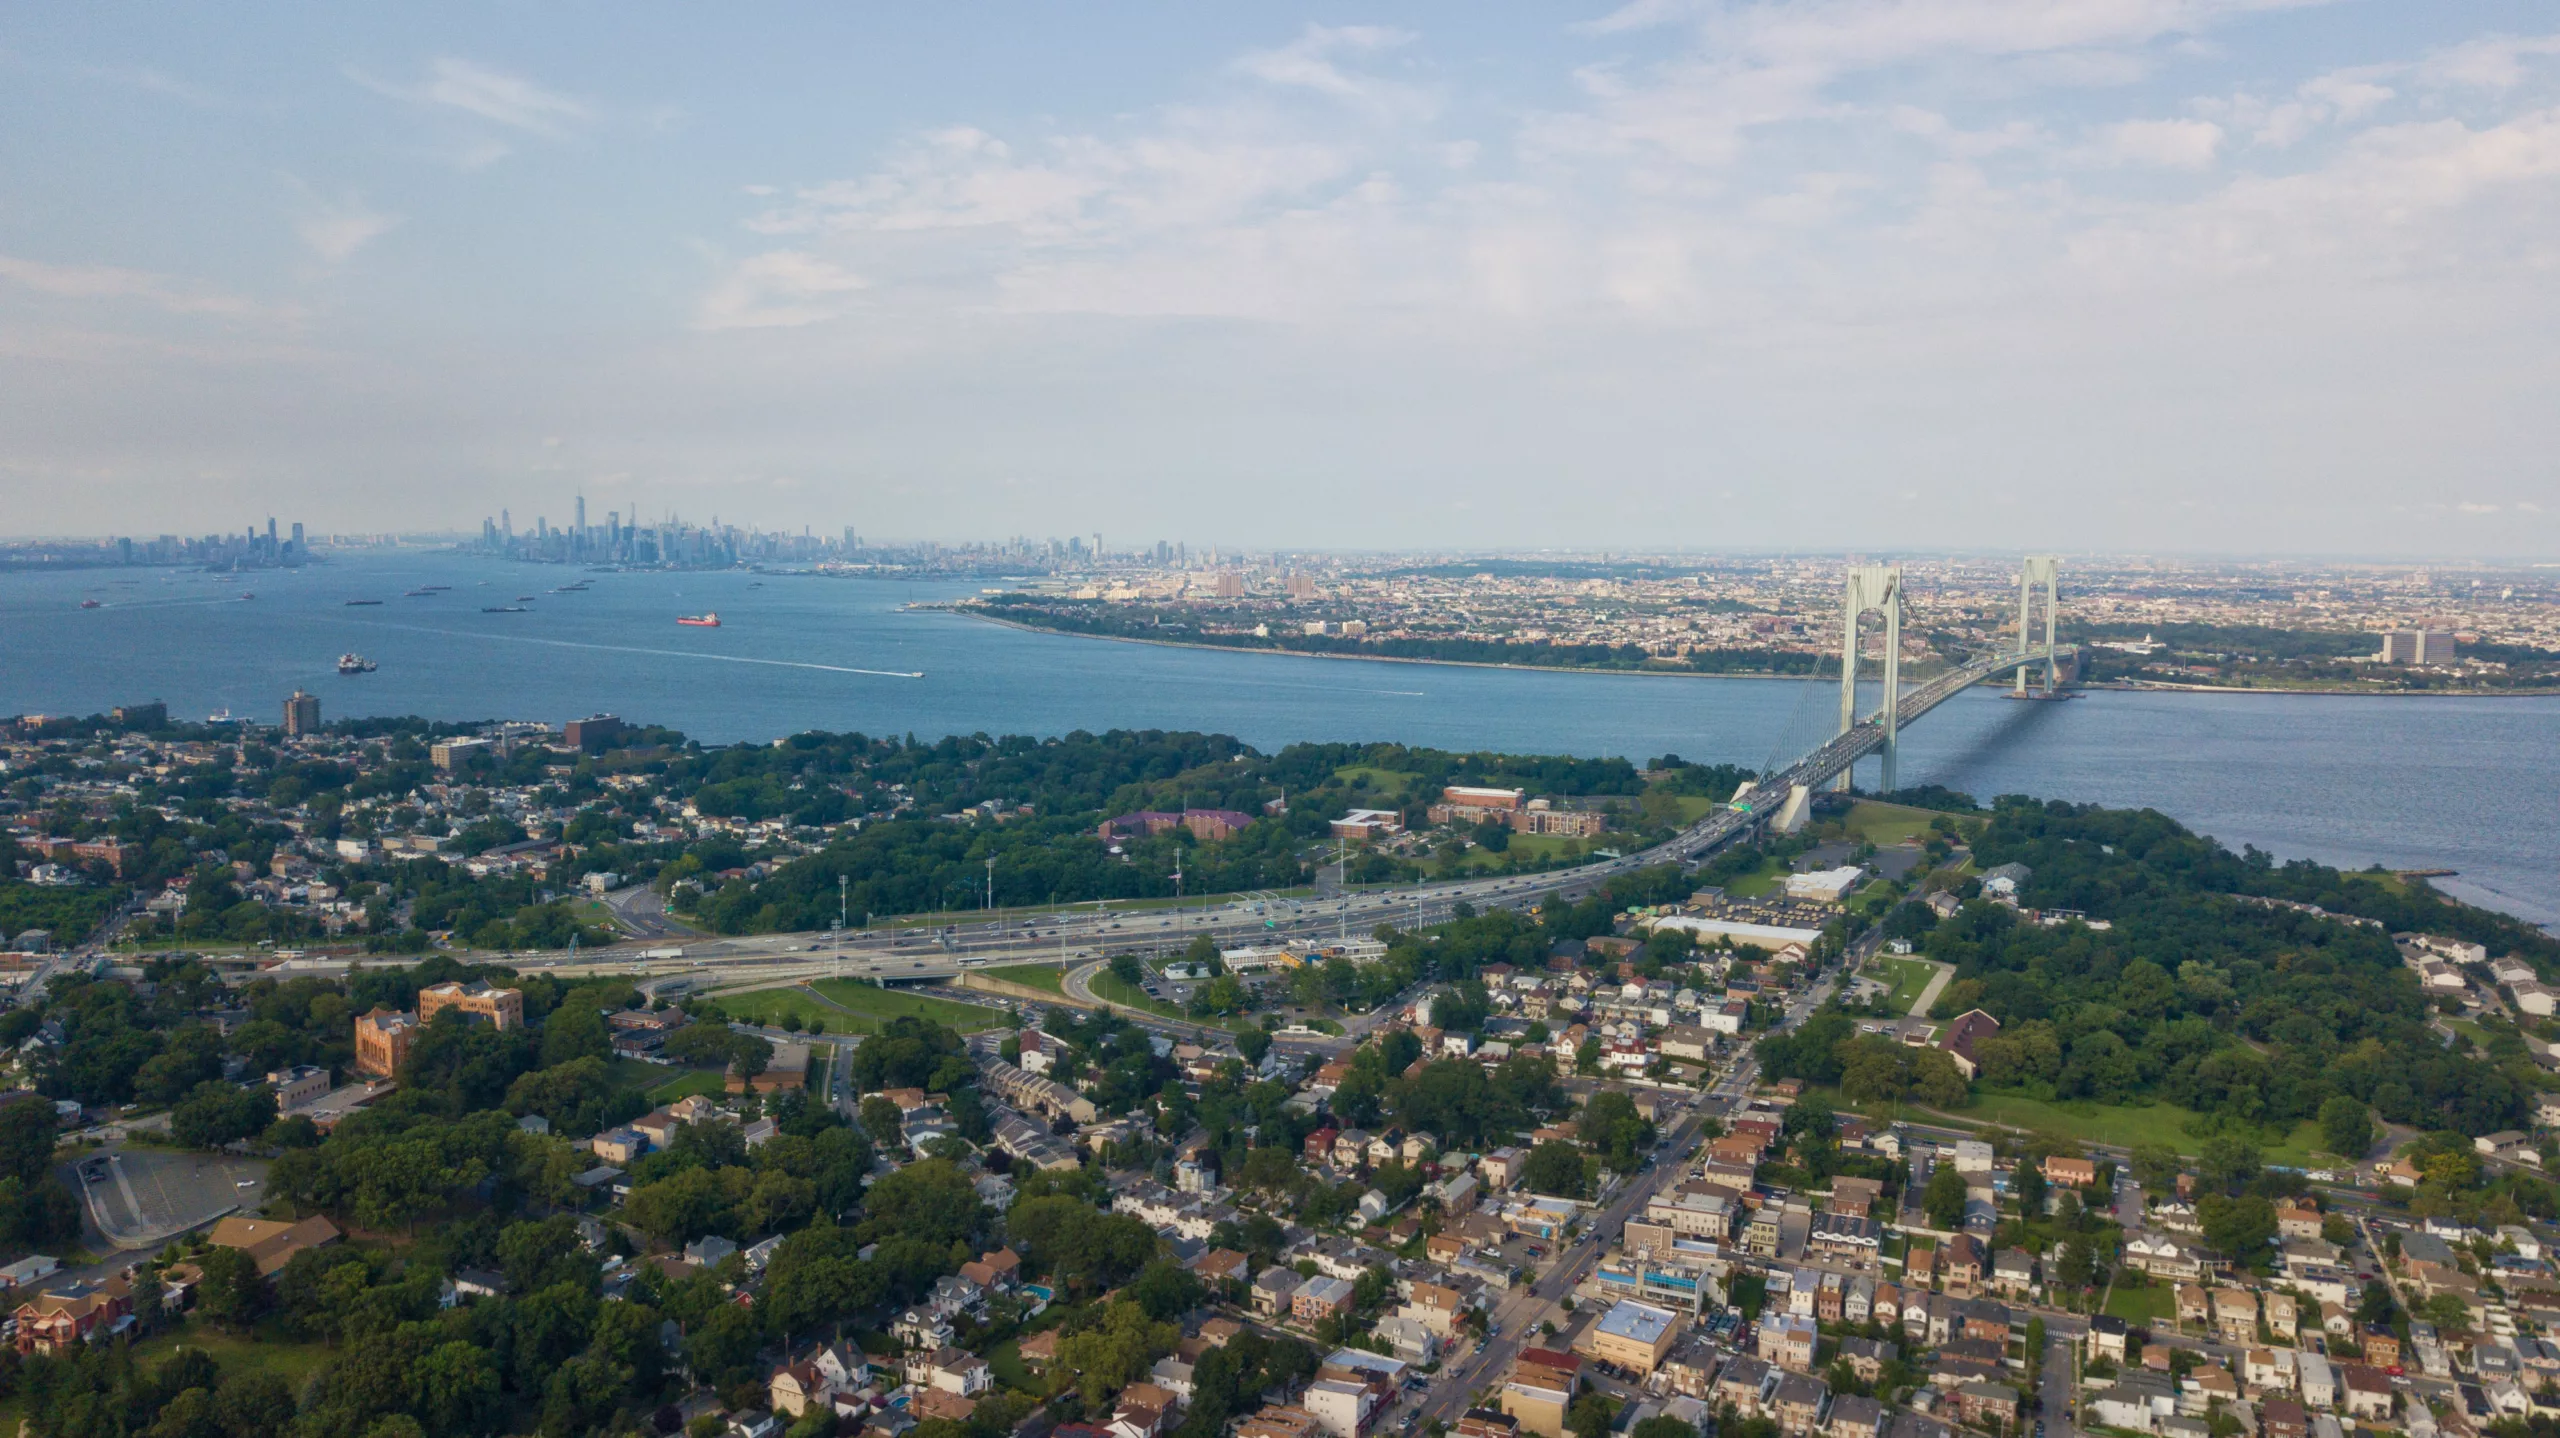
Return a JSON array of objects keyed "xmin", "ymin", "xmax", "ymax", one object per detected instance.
[{"xmin": 6, "ymin": 2, "xmax": 2558, "ymax": 555}]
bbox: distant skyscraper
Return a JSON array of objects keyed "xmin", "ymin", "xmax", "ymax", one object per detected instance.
[
  {"xmin": 282, "ymin": 689, "xmax": 320, "ymax": 738},
  {"xmin": 290, "ymin": 522, "xmax": 304, "ymax": 550},
  {"xmin": 575, "ymin": 496, "xmax": 586, "ymax": 537}
]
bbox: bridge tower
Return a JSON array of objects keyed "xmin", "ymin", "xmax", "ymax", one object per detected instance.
[
  {"xmin": 1837, "ymin": 563, "xmax": 1903, "ymax": 793},
  {"xmin": 2014, "ymin": 555, "xmax": 2061, "ymax": 695}
]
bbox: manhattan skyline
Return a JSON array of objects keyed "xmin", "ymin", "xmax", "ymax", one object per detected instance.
[{"xmin": 3, "ymin": 2, "xmax": 2557, "ymax": 554}]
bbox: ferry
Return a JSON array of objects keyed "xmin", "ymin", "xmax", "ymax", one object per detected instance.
[
  {"xmin": 337, "ymin": 654, "xmax": 377, "ymax": 674},
  {"xmin": 677, "ymin": 612, "xmax": 722, "ymax": 627}
]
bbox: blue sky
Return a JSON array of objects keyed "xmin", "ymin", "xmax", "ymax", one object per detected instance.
[{"xmin": 4, "ymin": 2, "xmax": 2558, "ymax": 553}]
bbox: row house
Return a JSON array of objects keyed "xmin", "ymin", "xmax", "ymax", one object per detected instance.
[
  {"xmin": 1771, "ymin": 1373, "xmax": 1832, "ymax": 1436},
  {"xmin": 1809, "ymin": 1213, "xmax": 1882, "ymax": 1263}
]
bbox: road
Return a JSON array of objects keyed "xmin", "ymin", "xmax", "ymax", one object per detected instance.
[{"xmin": 243, "ymin": 645, "xmax": 2076, "ymax": 991}]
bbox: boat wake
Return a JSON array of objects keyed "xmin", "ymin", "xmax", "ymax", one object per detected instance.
[{"xmin": 343, "ymin": 621, "xmax": 926, "ymax": 678}]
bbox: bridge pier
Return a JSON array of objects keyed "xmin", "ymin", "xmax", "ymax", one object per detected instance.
[
  {"xmin": 1837, "ymin": 564, "xmax": 1902, "ymax": 793},
  {"xmin": 2014, "ymin": 554, "xmax": 2060, "ymax": 695}
]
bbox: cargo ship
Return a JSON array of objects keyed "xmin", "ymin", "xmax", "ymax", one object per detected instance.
[
  {"xmin": 345, "ymin": 598, "xmax": 383, "ymax": 606},
  {"xmin": 677, "ymin": 612, "xmax": 721, "ymax": 627},
  {"xmin": 337, "ymin": 654, "xmax": 377, "ymax": 674}
]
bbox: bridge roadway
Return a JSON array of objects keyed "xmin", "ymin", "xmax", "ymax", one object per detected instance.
[{"xmin": 276, "ymin": 647, "xmax": 2068, "ymax": 991}]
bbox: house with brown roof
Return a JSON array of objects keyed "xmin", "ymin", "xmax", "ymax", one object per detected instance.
[
  {"xmin": 208, "ymin": 1215, "xmax": 342, "ymax": 1275},
  {"xmin": 1937, "ymin": 1011, "xmax": 2001, "ymax": 1079}
]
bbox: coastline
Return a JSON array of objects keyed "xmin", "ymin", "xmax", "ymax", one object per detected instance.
[{"xmin": 940, "ymin": 606, "xmax": 2560, "ymax": 698}]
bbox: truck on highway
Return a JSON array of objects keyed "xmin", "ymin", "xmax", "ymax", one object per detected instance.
[{"xmin": 639, "ymin": 947, "xmax": 687, "ymax": 961}]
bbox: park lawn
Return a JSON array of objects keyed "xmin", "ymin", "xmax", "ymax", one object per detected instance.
[
  {"xmin": 982, "ymin": 964, "xmax": 1068, "ymax": 995},
  {"xmin": 714, "ymin": 985, "xmax": 847, "ymax": 1030},
  {"xmin": 1843, "ymin": 800, "xmax": 1943, "ymax": 847},
  {"xmin": 1449, "ymin": 833, "xmax": 1586, "ymax": 874},
  {"xmin": 807, "ymin": 980, "xmax": 1009, "ymax": 1033},
  {"xmin": 1333, "ymin": 764, "xmax": 1421, "ymax": 798},
  {"xmin": 1876, "ymin": 957, "xmax": 1940, "ymax": 1011},
  {"xmin": 649, "ymin": 1067, "xmax": 731, "ymax": 1102},
  {"xmin": 2104, "ymin": 1282, "xmax": 2176, "ymax": 1325}
]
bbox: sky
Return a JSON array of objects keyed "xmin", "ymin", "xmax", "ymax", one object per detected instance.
[{"xmin": 3, "ymin": 2, "xmax": 2558, "ymax": 555}]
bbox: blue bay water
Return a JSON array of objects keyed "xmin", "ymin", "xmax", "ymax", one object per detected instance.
[{"xmin": 7, "ymin": 553, "xmax": 2557, "ymax": 926}]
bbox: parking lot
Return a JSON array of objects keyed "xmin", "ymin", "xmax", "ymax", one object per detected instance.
[{"xmin": 65, "ymin": 1145, "xmax": 271, "ymax": 1251}]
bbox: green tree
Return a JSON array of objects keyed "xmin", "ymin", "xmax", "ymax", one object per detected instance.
[
  {"xmin": 195, "ymin": 1244, "xmax": 265, "ymax": 1327},
  {"xmin": 1521, "ymin": 1141, "xmax": 1590, "ymax": 1199},
  {"xmin": 2198, "ymin": 1136, "xmax": 2262, "ymax": 1194},
  {"xmin": 2198, "ymin": 1193, "xmax": 2276, "ymax": 1265},
  {"xmin": 1056, "ymin": 1300, "xmax": 1180, "ymax": 1407},
  {"xmin": 1578, "ymin": 1091, "xmax": 1655, "ymax": 1172},
  {"xmin": 2319, "ymin": 1096, "xmax": 2374, "ymax": 1159},
  {"xmin": 1567, "ymin": 1392, "xmax": 1619, "ymax": 1438},
  {"xmin": 1925, "ymin": 1163, "xmax": 1968, "ymax": 1230},
  {"xmin": 2129, "ymin": 1144, "xmax": 2183, "ymax": 1192}
]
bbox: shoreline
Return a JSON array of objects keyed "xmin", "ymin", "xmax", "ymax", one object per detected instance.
[{"xmin": 941, "ymin": 607, "xmax": 2560, "ymax": 698}]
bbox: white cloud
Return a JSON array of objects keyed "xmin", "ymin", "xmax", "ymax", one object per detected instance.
[
  {"xmin": 2099, "ymin": 117, "xmax": 2225, "ymax": 168},
  {"xmin": 2416, "ymin": 33, "xmax": 2560, "ymax": 91},
  {"xmin": 294, "ymin": 190, "xmax": 400, "ymax": 263},
  {"xmin": 695, "ymin": 250, "xmax": 867, "ymax": 330},
  {"xmin": 1233, "ymin": 24, "xmax": 1421, "ymax": 113},
  {"xmin": 352, "ymin": 57, "xmax": 589, "ymax": 138},
  {"xmin": 0, "ymin": 253, "xmax": 265, "ymax": 317}
]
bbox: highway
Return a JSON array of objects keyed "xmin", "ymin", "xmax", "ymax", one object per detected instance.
[{"xmin": 241, "ymin": 643, "xmax": 2071, "ymax": 992}]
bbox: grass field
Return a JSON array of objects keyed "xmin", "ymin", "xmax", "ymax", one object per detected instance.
[
  {"xmin": 810, "ymin": 981, "xmax": 1009, "ymax": 1032},
  {"xmin": 717, "ymin": 981, "xmax": 1008, "ymax": 1034},
  {"xmin": 2103, "ymin": 1282, "xmax": 2176, "ymax": 1325},
  {"xmin": 1876, "ymin": 957, "xmax": 1942, "ymax": 1012},
  {"xmin": 1721, "ymin": 857, "xmax": 1790, "ymax": 898},
  {"xmin": 982, "ymin": 964, "xmax": 1069, "ymax": 994},
  {"xmin": 1334, "ymin": 764, "xmax": 1421, "ymax": 797},
  {"xmin": 1843, "ymin": 800, "xmax": 1945, "ymax": 847},
  {"xmin": 649, "ymin": 1067, "xmax": 731, "ymax": 1102},
  {"xmin": 1087, "ymin": 970, "xmax": 1195, "ymax": 1022},
  {"xmin": 1446, "ymin": 832, "xmax": 1586, "ymax": 874},
  {"xmin": 1820, "ymin": 1086, "xmax": 2330, "ymax": 1163}
]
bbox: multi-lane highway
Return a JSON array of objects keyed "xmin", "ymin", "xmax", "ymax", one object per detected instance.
[{"xmin": 248, "ymin": 644, "xmax": 2068, "ymax": 992}]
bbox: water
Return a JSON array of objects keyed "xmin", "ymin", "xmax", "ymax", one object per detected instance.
[{"xmin": 8, "ymin": 552, "xmax": 2557, "ymax": 926}]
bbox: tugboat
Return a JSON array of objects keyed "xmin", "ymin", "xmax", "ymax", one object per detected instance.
[
  {"xmin": 676, "ymin": 612, "xmax": 721, "ymax": 627},
  {"xmin": 337, "ymin": 654, "xmax": 377, "ymax": 674}
]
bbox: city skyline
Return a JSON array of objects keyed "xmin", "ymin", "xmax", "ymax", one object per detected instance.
[{"xmin": 3, "ymin": 4, "xmax": 2559, "ymax": 554}]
